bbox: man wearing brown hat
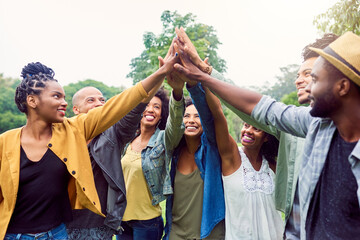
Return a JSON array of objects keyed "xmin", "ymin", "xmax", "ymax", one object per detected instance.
[{"xmin": 175, "ymin": 31, "xmax": 360, "ymax": 239}]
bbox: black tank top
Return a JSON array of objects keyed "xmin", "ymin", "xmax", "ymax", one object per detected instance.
[{"xmin": 7, "ymin": 147, "xmax": 72, "ymax": 233}]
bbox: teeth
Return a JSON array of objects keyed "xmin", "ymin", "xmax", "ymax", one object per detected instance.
[
  {"xmin": 243, "ymin": 136, "xmax": 253, "ymax": 141},
  {"xmin": 145, "ymin": 116, "xmax": 155, "ymax": 120},
  {"xmin": 187, "ymin": 126, "xmax": 197, "ymax": 130},
  {"xmin": 58, "ymin": 110, "xmax": 65, "ymax": 113}
]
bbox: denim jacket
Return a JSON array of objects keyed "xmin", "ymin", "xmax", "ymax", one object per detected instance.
[
  {"xmin": 123, "ymin": 94, "xmax": 185, "ymax": 205},
  {"xmin": 164, "ymin": 83, "xmax": 225, "ymax": 239}
]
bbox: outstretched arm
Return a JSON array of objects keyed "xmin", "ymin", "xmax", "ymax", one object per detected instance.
[
  {"xmin": 174, "ymin": 43, "xmax": 261, "ymax": 116},
  {"xmin": 204, "ymin": 86, "xmax": 240, "ymax": 175}
]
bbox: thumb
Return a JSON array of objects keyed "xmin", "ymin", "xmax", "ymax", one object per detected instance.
[
  {"xmin": 174, "ymin": 63, "xmax": 189, "ymax": 75},
  {"xmin": 158, "ymin": 56, "xmax": 165, "ymax": 68},
  {"xmin": 204, "ymin": 57, "xmax": 210, "ymax": 65}
]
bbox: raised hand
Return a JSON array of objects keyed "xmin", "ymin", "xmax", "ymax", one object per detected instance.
[
  {"xmin": 175, "ymin": 27, "xmax": 212, "ymax": 74},
  {"xmin": 173, "ymin": 42, "xmax": 209, "ymax": 86},
  {"xmin": 158, "ymin": 37, "xmax": 180, "ymax": 75}
]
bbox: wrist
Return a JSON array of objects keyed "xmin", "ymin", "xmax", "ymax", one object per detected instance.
[
  {"xmin": 199, "ymin": 62, "xmax": 212, "ymax": 75},
  {"xmin": 172, "ymin": 89, "xmax": 183, "ymax": 101}
]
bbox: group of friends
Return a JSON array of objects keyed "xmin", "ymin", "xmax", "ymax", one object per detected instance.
[{"xmin": 0, "ymin": 27, "xmax": 359, "ymax": 240}]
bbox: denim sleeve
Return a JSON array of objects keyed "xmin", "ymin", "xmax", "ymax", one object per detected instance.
[
  {"xmin": 252, "ymin": 95, "xmax": 312, "ymax": 138},
  {"xmin": 210, "ymin": 69, "xmax": 281, "ymax": 139},
  {"xmin": 164, "ymin": 93, "xmax": 185, "ymax": 152},
  {"xmin": 187, "ymin": 83, "xmax": 216, "ymax": 145}
]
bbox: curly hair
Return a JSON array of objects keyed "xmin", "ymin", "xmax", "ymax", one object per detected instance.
[
  {"xmin": 302, "ymin": 33, "xmax": 339, "ymax": 61},
  {"xmin": 15, "ymin": 62, "xmax": 57, "ymax": 114},
  {"xmin": 154, "ymin": 87, "xmax": 169, "ymax": 130},
  {"xmin": 259, "ymin": 133, "xmax": 279, "ymax": 166}
]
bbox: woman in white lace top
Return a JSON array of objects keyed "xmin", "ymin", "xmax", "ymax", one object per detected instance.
[{"xmin": 204, "ymin": 87, "xmax": 284, "ymax": 240}]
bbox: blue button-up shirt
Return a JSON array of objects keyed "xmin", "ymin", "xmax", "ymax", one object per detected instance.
[
  {"xmin": 252, "ymin": 95, "xmax": 360, "ymax": 239},
  {"xmin": 164, "ymin": 83, "xmax": 225, "ymax": 239}
]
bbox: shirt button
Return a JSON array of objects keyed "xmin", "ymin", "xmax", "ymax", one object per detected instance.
[
  {"xmin": 72, "ymin": 171, "xmax": 76, "ymax": 175},
  {"xmin": 48, "ymin": 143, "xmax": 52, "ymax": 147},
  {"xmin": 93, "ymin": 202, "xmax": 96, "ymax": 205},
  {"xmin": 83, "ymin": 187, "xmax": 85, "ymax": 191},
  {"xmin": 63, "ymin": 158, "xmax": 67, "ymax": 162}
]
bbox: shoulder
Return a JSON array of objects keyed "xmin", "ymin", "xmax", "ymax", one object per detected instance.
[{"xmin": 0, "ymin": 127, "xmax": 22, "ymax": 139}]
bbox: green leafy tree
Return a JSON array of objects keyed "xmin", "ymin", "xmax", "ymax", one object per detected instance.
[
  {"xmin": 0, "ymin": 74, "xmax": 26, "ymax": 133},
  {"xmin": 281, "ymin": 91, "xmax": 303, "ymax": 106},
  {"xmin": 313, "ymin": 0, "xmax": 360, "ymax": 35},
  {"xmin": 252, "ymin": 64, "xmax": 299, "ymax": 101},
  {"xmin": 64, "ymin": 79, "xmax": 125, "ymax": 118},
  {"xmin": 127, "ymin": 10, "xmax": 227, "ymax": 88}
]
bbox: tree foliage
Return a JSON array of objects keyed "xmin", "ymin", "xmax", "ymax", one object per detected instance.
[
  {"xmin": 127, "ymin": 10, "xmax": 227, "ymax": 87},
  {"xmin": 0, "ymin": 74, "xmax": 26, "ymax": 133},
  {"xmin": 313, "ymin": 0, "xmax": 360, "ymax": 35},
  {"xmin": 251, "ymin": 64, "xmax": 299, "ymax": 101},
  {"xmin": 63, "ymin": 79, "xmax": 125, "ymax": 118},
  {"xmin": 0, "ymin": 74, "xmax": 124, "ymax": 133}
]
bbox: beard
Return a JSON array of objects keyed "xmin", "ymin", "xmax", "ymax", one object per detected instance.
[{"xmin": 309, "ymin": 92, "xmax": 340, "ymax": 118}]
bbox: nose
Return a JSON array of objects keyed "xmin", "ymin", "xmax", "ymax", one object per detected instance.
[
  {"xmin": 305, "ymin": 80, "xmax": 312, "ymax": 94},
  {"xmin": 61, "ymin": 99, "xmax": 68, "ymax": 108},
  {"xmin": 294, "ymin": 75, "xmax": 303, "ymax": 87},
  {"xmin": 146, "ymin": 105, "xmax": 154, "ymax": 113},
  {"xmin": 94, "ymin": 99, "xmax": 104, "ymax": 107},
  {"xmin": 188, "ymin": 115, "xmax": 195, "ymax": 123},
  {"xmin": 244, "ymin": 126, "xmax": 254, "ymax": 135}
]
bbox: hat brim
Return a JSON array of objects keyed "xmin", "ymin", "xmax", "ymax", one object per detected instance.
[{"xmin": 309, "ymin": 47, "xmax": 360, "ymax": 86}]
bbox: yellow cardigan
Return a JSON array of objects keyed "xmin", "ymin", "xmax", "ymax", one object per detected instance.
[{"xmin": 0, "ymin": 82, "xmax": 148, "ymax": 239}]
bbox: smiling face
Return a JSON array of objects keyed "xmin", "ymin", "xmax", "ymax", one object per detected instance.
[
  {"xmin": 141, "ymin": 96, "xmax": 162, "ymax": 129},
  {"xmin": 73, "ymin": 87, "xmax": 105, "ymax": 114},
  {"xmin": 240, "ymin": 122, "xmax": 267, "ymax": 149},
  {"xmin": 33, "ymin": 80, "xmax": 68, "ymax": 123},
  {"xmin": 295, "ymin": 57, "xmax": 317, "ymax": 104},
  {"xmin": 183, "ymin": 104, "xmax": 203, "ymax": 139}
]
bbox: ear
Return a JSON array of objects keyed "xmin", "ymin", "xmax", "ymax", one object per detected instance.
[
  {"xmin": 26, "ymin": 95, "xmax": 38, "ymax": 110},
  {"xmin": 73, "ymin": 105, "xmax": 80, "ymax": 115},
  {"xmin": 337, "ymin": 78, "xmax": 351, "ymax": 97},
  {"xmin": 263, "ymin": 134, "xmax": 269, "ymax": 143}
]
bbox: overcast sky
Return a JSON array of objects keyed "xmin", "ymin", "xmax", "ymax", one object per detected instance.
[{"xmin": 0, "ymin": 0, "xmax": 339, "ymax": 89}]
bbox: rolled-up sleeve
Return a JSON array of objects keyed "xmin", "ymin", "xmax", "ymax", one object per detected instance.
[{"xmin": 252, "ymin": 95, "xmax": 312, "ymax": 138}]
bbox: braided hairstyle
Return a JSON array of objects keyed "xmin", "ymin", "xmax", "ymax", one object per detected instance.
[
  {"xmin": 302, "ymin": 33, "xmax": 339, "ymax": 61},
  {"xmin": 15, "ymin": 62, "xmax": 57, "ymax": 114}
]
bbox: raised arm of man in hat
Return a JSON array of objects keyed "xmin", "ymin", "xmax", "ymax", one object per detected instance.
[
  {"xmin": 175, "ymin": 31, "xmax": 360, "ymax": 239},
  {"xmin": 175, "ymin": 27, "xmax": 339, "ymax": 239}
]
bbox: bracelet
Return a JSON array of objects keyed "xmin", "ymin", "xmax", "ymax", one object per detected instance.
[{"xmin": 203, "ymin": 65, "xmax": 213, "ymax": 75}]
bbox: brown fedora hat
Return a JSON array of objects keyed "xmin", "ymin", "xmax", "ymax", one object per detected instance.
[{"xmin": 309, "ymin": 32, "xmax": 360, "ymax": 86}]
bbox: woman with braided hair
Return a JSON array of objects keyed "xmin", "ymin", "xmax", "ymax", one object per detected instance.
[{"xmin": 0, "ymin": 46, "xmax": 178, "ymax": 240}]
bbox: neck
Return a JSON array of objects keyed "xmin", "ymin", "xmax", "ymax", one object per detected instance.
[
  {"xmin": 332, "ymin": 103, "xmax": 360, "ymax": 142},
  {"xmin": 242, "ymin": 146, "xmax": 262, "ymax": 164},
  {"xmin": 23, "ymin": 117, "xmax": 52, "ymax": 140},
  {"xmin": 139, "ymin": 124, "xmax": 156, "ymax": 142},
  {"xmin": 184, "ymin": 135, "xmax": 201, "ymax": 154}
]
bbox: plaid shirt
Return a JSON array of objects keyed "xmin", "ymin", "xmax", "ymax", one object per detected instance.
[{"xmin": 252, "ymin": 96, "xmax": 360, "ymax": 239}]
